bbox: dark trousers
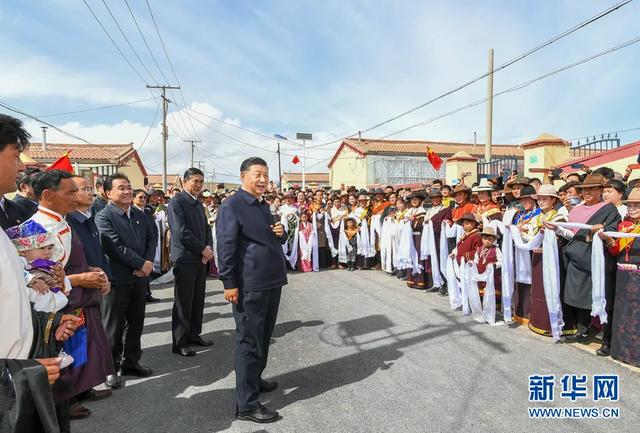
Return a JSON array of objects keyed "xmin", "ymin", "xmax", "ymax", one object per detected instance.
[
  {"xmin": 564, "ymin": 305, "xmax": 592, "ymax": 331},
  {"xmin": 101, "ymin": 280, "xmax": 147, "ymax": 369},
  {"xmin": 233, "ymin": 287, "xmax": 282, "ymax": 411},
  {"xmin": 172, "ymin": 261, "xmax": 207, "ymax": 349}
]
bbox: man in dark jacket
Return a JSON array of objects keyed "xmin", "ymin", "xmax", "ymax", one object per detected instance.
[
  {"xmin": 168, "ymin": 168, "xmax": 214, "ymax": 357},
  {"xmin": 216, "ymin": 157, "xmax": 287, "ymax": 424},
  {"xmin": 0, "ymin": 194, "xmax": 24, "ymax": 229},
  {"xmin": 13, "ymin": 167, "xmax": 41, "ymax": 220},
  {"xmin": 95, "ymin": 173, "xmax": 156, "ymax": 384},
  {"xmin": 90, "ymin": 176, "xmax": 108, "ymax": 217}
]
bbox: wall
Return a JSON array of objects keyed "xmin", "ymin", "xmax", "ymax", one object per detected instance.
[
  {"xmin": 329, "ymin": 146, "xmax": 368, "ymax": 189},
  {"xmin": 119, "ymin": 159, "xmax": 146, "ymax": 189}
]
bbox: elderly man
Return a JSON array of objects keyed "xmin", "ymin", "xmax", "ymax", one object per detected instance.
[{"xmin": 217, "ymin": 157, "xmax": 287, "ymax": 423}]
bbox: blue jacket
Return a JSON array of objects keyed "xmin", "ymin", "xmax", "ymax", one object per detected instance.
[
  {"xmin": 167, "ymin": 191, "xmax": 213, "ymax": 263},
  {"xmin": 66, "ymin": 210, "xmax": 112, "ymax": 279},
  {"xmin": 216, "ymin": 188, "xmax": 287, "ymax": 292}
]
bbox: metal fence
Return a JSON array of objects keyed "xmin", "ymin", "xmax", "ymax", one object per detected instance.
[
  {"xmin": 372, "ymin": 157, "xmax": 445, "ymax": 185},
  {"xmin": 477, "ymin": 156, "xmax": 519, "ymax": 182},
  {"xmin": 570, "ymin": 134, "xmax": 621, "ymax": 158}
]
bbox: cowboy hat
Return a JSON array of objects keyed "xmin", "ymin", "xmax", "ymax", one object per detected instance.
[
  {"xmin": 480, "ymin": 226, "xmax": 498, "ymax": 238},
  {"xmin": 532, "ymin": 184, "xmax": 560, "ymax": 200},
  {"xmin": 453, "ymin": 184, "xmax": 471, "ymax": 194},
  {"xmin": 343, "ymin": 216, "xmax": 358, "ymax": 225},
  {"xmin": 456, "ymin": 213, "xmax": 478, "ymax": 226},
  {"xmin": 428, "ymin": 189, "xmax": 443, "ymax": 198},
  {"xmin": 374, "ymin": 188, "xmax": 385, "ymax": 195},
  {"xmin": 578, "ymin": 173, "xmax": 606, "ymax": 189},
  {"xmin": 408, "ymin": 190, "xmax": 427, "ymax": 199},
  {"xmin": 623, "ymin": 188, "xmax": 640, "ymax": 203},
  {"xmin": 472, "ymin": 178, "xmax": 495, "ymax": 193},
  {"xmin": 506, "ymin": 176, "xmax": 530, "ymax": 188},
  {"xmin": 518, "ymin": 185, "xmax": 537, "ymax": 199}
]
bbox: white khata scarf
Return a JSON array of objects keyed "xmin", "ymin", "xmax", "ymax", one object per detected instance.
[
  {"xmin": 281, "ymin": 213, "xmax": 299, "ymax": 269},
  {"xmin": 509, "ymin": 227, "xmax": 543, "ymax": 284},
  {"xmin": 466, "ymin": 263, "xmax": 498, "ymax": 324},
  {"xmin": 397, "ymin": 220, "xmax": 421, "ymax": 273},
  {"xmin": 380, "ymin": 217, "xmax": 395, "ymax": 273},
  {"xmin": 369, "ymin": 214, "xmax": 383, "ymax": 254},
  {"xmin": 550, "ymin": 222, "xmax": 640, "ymax": 324},
  {"xmin": 420, "ymin": 220, "xmax": 443, "ymax": 288}
]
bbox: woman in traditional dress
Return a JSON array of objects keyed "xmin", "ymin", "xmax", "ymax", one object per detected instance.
[
  {"xmin": 598, "ymin": 188, "xmax": 640, "ymax": 363},
  {"xmin": 405, "ymin": 191, "xmax": 427, "ymax": 289},
  {"xmin": 527, "ymin": 184, "xmax": 575, "ymax": 337},
  {"xmin": 297, "ymin": 212, "xmax": 314, "ymax": 272},
  {"xmin": 512, "ymin": 184, "xmax": 541, "ymax": 325},
  {"xmin": 329, "ymin": 196, "xmax": 348, "ymax": 269},
  {"xmin": 393, "ymin": 198, "xmax": 410, "ymax": 280}
]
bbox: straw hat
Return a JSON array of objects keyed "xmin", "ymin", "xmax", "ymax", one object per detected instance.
[
  {"xmin": 578, "ymin": 173, "xmax": 606, "ymax": 189},
  {"xmin": 532, "ymin": 184, "xmax": 560, "ymax": 200},
  {"xmin": 456, "ymin": 213, "xmax": 478, "ymax": 226},
  {"xmin": 472, "ymin": 178, "xmax": 495, "ymax": 193},
  {"xmin": 408, "ymin": 190, "xmax": 427, "ymax": 199},
  {"xmin": 480, "ymin": 226, "xmax": 498, "ymax": 238}
]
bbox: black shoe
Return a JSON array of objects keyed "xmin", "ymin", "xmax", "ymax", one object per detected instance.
[
  {"xmin": 426, "ymin": 286, "xmax": 439, "ymax": 293},
  {"xmin": 69, "ymin": 402, "xmax": 91, "ymax": 420},
  {"xmin": 173, "ymin": 346, "xmax": 197, "ymax": 357},
  {"xmin": 438, "ymin": 287, "xmax": 448, "ymax": 296},
  {"xmin": 190, "ymin": 337, "xmax": 213, "ymax": 347},
  {"xmin": 120, "ymin": 363, "xmax": 153, "ymax": 377},
  {"xmin": 259, "ymin": 379, "xmax": 278, "ymax": 393},
  {"xmin": 596, "ymin": 344, "xmax": 610, "ymax": 357},
  {"xmin": 146, "ymin": 295, "xmax": 161, "ymax": 303},
  {"xmin": 105, "ymin": 374, "xmax": 122, "ymax": 389},
  {"xmin": 82, "ymin": 388, "xmax": 113, "ymax": 402},
  {"xmin": 236, "ymin": 405, "xmax": 280, "ymax": 423}
]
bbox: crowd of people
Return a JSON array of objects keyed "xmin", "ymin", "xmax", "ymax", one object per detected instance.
[
  {"xmin": 2, "ymin": 110, "xmax": 640, "ymax": 430},
  {"xmin": 251, "ymin": 163, "xmax": 639, "ymax": 371}
]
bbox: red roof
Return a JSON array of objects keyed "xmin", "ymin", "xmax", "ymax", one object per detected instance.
[
  {"xmin": 281, "ymin": 172, "xmax": 329, "ymax": 183},
  {"xmin": 327, "ymin": 138, "xmax": 521, "ymax": 168},
  {"xmin": 555, "ymin": 139, "xmax": 640, "ymax": 172}
]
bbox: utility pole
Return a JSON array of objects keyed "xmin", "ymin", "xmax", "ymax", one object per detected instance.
[
  {"xmin": 40, "ymin": 126, "xmax": 48, "ymax": 151},
  {"xmin": 184, "ymin": 139, "xmax": 201, "ymax": 167},
  {"xmin": 485, "ymin": 49, "xmax": 494, "ymax": 163},
  {"xmin": 296, "ymin": 133, "xmax": 313, "ymax": 190},
  {"xmin": 277, "ymin": 142, "xmax": 282, "ymax": 191},
  {"xmin": 147, "ymin": 84, "xmax": 180, "ymax": 192}
]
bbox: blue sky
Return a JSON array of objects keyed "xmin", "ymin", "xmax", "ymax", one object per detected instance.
[{"xmin": 1, "ymin": 0, "xmax": 639, "ymax": 181}]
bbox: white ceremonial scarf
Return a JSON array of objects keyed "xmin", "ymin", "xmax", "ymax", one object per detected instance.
[
  {"xmin": 369, "ymin": 214, "xmax": 383, "ymax": 253},
  {"xmin": 446, "ymin": 256, "xmax": 463, "ymax": 310},
  {"xmin": 420, "ymin": 221, "xmax": 443, "ymax": 287},
  {"xmin": 299, "ymin": 222, "xmax": 316, "ymax": 270},
  {"xmin": 549, "ymin": 222, "xmax": 640, "ymax": 324},
  {"xmin": 467, "ymin": 262, "xmax": 497, "ymax": 324},
  {"xmin": 310, "ymin": 216, "xmax": 320, "ymax": 272},
  {"xmin": 319, "ymin": 212, "xmax": 338, "ymax": 257},
  {"xmin": 439, "ymin": 221, "xmax": 450, "ymax": 278},
  {"xmin": 509, "ymin": 227, "xmax": 543, "ymax": 284},
  {"xmin": 337, "ymin": 220, "xmax": 351, "ymax": 264},
  {"xmin": 380, "ymin": 216, "xmax": 395, "ymax": 273},
  {"xmin": 542, "ymin": 229, "xmax": 565, "ymax": 341},
  {"xmin": 30, "ymin": 206, "xmax": 72, "ymax": 267},
  {"xmin": 281, "ymin": 213, "xmax": 299, "ymax": 269},
  {"xmin": 397, "ymin": 220, "xmax": 420, "ymax": 272},
  {"xmin": 0, "ymin": 230, "xmax": 33, "ymax": 358},
  {"xmin": 350, "ymin": 209, "xmax": 375, "ymax": 258},
  {"xmin": 483, "ymin": 207, "xmax": 518, "ymax": 323}
]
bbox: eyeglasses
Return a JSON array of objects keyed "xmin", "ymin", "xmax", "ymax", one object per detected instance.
[{"xmin": 80, "ymin": 187, "xmax": 94, "ymax": 192}]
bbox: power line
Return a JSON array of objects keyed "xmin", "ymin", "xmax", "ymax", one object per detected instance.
[
  {"xmin": 99, "ymin": 0, "xmax": 158, "ymax": 84},
  {"xmin": 21, "ymin": 97, "xmax": 156, "ymax": 119},
  {"xmin": 380, "ymin": 34, "xmax": 640, "ymax": 139},
  {"xmin": 136, "ymin": 100, "xmax": 161, "ymax": 151},
  {"xmin": 144, "ymin": 0, "xmax": 201, "ymax": 140},
  {"xmin": 308, "ymin": 0, "xmax": 634, "ymax": 148},
  {"xmin": 82, "ymin": 0, "xmax": 149, "ymax": 84}
]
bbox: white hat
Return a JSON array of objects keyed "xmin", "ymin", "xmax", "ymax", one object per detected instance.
[{"xmin": 472, "ymin": 178, "xmax": 495, "ymax": 193}]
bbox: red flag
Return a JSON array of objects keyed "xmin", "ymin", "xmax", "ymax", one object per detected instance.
[
  {"xmin": 47, "ymin": 151, "xmax": 74, "ymax": 173},
  {"xmin": 426, "ymin": 146, "xmax": 443, "ymax": 171},
  {"xmin": 292, "ymin": 155, "xmax": 300, "ymax": 165}
]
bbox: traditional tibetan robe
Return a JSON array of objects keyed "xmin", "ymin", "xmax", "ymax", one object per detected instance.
[
  {"xmin": 512, "ymin": 207, "xmax": 542, "ymax": 324},
  {"xmin": 344, "ymin": 227, "xmax": 358, "ymax": 264},
  {"xmin": 476, "ymin": 201, "xmax": 502, "ymax": 221},
  {"xmin": 29, "ymin": 206, "xmax": 72, "ymax": 267},
  {"xmin": 314, "ymin": 212, "xmax": 330, "ymax": 268},
  {"xmin": 309, "ymin": 201, "xmax": 322, "ymax": 214},
  {"xmin": 298, "ymin": 221, "xmax": 314, "ymax": 273},
  {"xmin": 393, "ymin": 210, "xmax": 410, "ymax": 279},
  {"xmin": 608, "ymin": 219, "xmax": 640, "ymax": 368},
  {"xmin": 561, "ymin": 202, "xmax": 620, "ymax": 310},
  {"xmin": 351, "ymin": 205, "xmax": 372, "ymax": 269},
  {"xmin": 454, "ymin": 229, "xmax": 482, "ymax": 264},
  {"xmin": 329, "ymin": 206, "xmax": 348, "ymax": 265},
  {"xmin": 406, "ymin": 206, "xmax": 427, "ymax": 289},
  {"xmin": 527, "ymin": 209, "xmax": 576, "ymax": 336},
  {"xmin": 452, "ymin": 202, "xmax": 477, "ymax": 222},
  {"xmin": 474, "ymin": 244, "xmax": 502, "ymax": 305},
  {"xmin": 370, "ymin": 200, "xmax": 391, "ymax": 259},
  {"xmin": 423, "ymin": 205, "xmax": 452, "ymax": 287}
]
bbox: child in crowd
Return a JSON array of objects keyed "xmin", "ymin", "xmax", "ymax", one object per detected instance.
[
  {"xmin": 450, "ymin": 213, "xmax": 481, "ymax": 264},
  {"xmin": 344, "ymin": 217, "xmax": 359, "ymax": 271},
  {"xmin": 5, "ymin": 219, "xmax": 71, "ymax": 313},
  {"xmin": 474, "ymin": 226, "xmax": 502, "ymax": 305},
  {"xmin": 298, "ymin": 212, "xmax": 314, "ymax": 272}
]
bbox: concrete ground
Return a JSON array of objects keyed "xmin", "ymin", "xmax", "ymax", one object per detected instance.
[{"xmin": 76, "ymin": 269, "xmax": 640, "ymax": 433}]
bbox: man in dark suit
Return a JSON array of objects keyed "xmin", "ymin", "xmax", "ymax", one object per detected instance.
[
  {"xmin": 168, "ymin": 168, "xmax": 214, "ymax": 357},
  {"xmin": 90, "ymin": 176, "xmax": 108, "ymax": 217},
  {"xmin": 95, "ymin": 173, "xmax": 156, "ymax": 383},
  {"xmin": 216, "ymin": 157, "xmax": 287, "ymax": 424},
  {"xmin": 0, "ymin": 194, "xmax": 24, "ymax": 229},
  {"xmin": 12, "ymin": 167, "xmax": 41, "ymax": 220}
]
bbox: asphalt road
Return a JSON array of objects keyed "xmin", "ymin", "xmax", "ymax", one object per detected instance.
[{"xmin": 75, "ymin": 269, "xmax": 640, "ymax": 433}]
